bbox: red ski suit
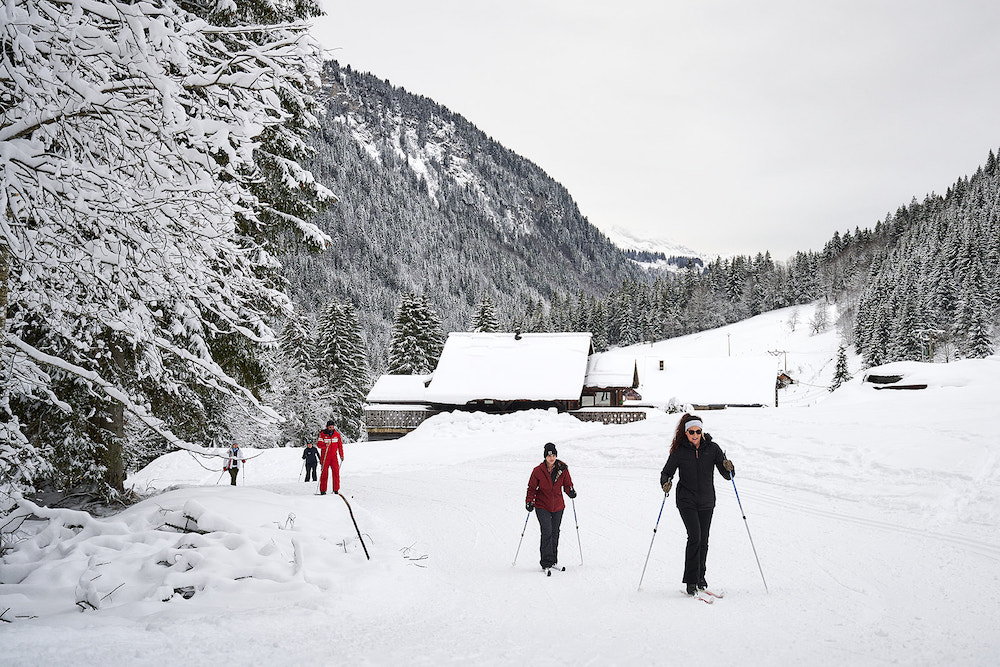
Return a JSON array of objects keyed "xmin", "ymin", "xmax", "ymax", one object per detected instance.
[{"xmin": 317, "ymin": 428, "xmax": 344, "ymax": 494}]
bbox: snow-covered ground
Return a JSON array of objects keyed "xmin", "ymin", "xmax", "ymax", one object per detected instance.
[{"xmin": 3, "ymin": 305, "xmax": 999, "ymax": 665}]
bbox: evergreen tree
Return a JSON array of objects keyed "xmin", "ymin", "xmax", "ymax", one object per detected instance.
[
  {"xmin": 830, "ymin": 344, "xmax": 853, "ymax": 392},
  {"xmin": 387, "ymin": 293, "xmax": 446, "ymax": 375},
  {"xmin": 271, "ymin": 313, "xmax": 330, "ymax": 447},
  {"xmin": 1, "ymin": 0, "xmax": 328, "ymax": 493},
  {"xmin": 280, "ymin": 311, "xmax": 317, "ymax": 370},
  {"xmin": 316, "ymin": 301, "xmax": 369, "ymax": 441},
  {"xmin": 414, "ymin": 295, "xmax": 446, "ymax": 370},
  {"xmin": 965, "ymin": 303, "xmax": 995, "ymax": 359},
  {"xmin": 471, "ymin": 295, "xmax": 501, "ymax": 332},
  {"xmin": 388, "ymin": 293, "xmax": 423, "ymax": 375}
]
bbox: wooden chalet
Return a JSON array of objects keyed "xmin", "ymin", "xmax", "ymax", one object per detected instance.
[
  {"xmin": 364, "ymin": 332, "xmax": 647, "ymax": 438},
  {"xmin": 582, "ymin": 351, "xmax": 640, "ymax": 407}
]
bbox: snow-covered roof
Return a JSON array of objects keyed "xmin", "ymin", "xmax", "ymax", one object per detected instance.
[
  {"xmin": 638, "ymin": 355, "xmax": 779, "ymax": 406},
  {"xmin": 423, "ymin": 332, "xmax": 593, "ymax": 404},
  {"xmin": 366, "ymin": 374, "xmax": 432, "ymax": 403},
  {"xmin": 584, "ymin": 351, "xmax": 639, "ymax": 389}
]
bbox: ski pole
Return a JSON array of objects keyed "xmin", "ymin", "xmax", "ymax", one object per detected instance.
[
  {"xmin": 216, "ymin": 469, "xmax": 226, "ymax": 485},
  {"xmin": 638, "ymin": 493, "xmax": 668, "ymax": 591},
  {"xmin": 336, "ymin": 492, "xmax": 370, "ymax": 560},
  {"xmin": 512, "ymin": 511, "xmax": 532, "ymax": 566},
  {"xmin": 299, "ymin": 460, "xmax": 305, "ymax": 481},
  {"xmin": 731, "ymin": 476, "xmax": 769, "ymax": 593},
  {"xmin": 571, "ymin": 498, "xmax": 583, "ymax": 566}
]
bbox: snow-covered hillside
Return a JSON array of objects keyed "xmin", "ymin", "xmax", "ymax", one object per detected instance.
[{"xmin": 3, "ymin": 306, "xmax": 999, "ymax": 666}]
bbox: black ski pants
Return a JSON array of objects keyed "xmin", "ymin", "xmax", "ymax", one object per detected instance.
[
  {"xmin": 678, "ymin": 507, "xmax": 714, "ymax": 584},
  {"xmin": 228, "ymin": 467, "xmax": 240, "ymax": 486},
  {"xmin": 304, "ymin": 461, "xmax": 317, "ymax": 482},
  {"xmin": 536, "ymin": 508, "xmax": 564, "ymax": 569}
]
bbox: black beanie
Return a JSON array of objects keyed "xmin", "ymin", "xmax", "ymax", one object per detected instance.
[{"xmin": 543, "ymin": 442, "xmax": 557, "ymax": 457}]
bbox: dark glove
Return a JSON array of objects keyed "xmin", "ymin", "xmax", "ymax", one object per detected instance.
[
  {"xmin": 723, "ymin": 459, "xmax": 734, "ymax": 476},
  {"xmin": 567, "ymin": 488, "xmax": 577, "ymax": 499},
  {"xmin": 661, "ymin": 479, "xmax": 672, "ymax": 494},
  {"xmin": 526, "ymin": 502, "xmax": 534, "ymax": 512}
]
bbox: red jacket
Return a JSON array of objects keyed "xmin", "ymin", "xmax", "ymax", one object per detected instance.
[
  {"xmin": 526, "ymin": 460, "xmax": 574, "ymax": 512},
  {"xmin": 317, "ymin": 428, "xmax": 344, "ymax": 466}
]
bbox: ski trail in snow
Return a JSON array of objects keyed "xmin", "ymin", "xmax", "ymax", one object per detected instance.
[{"xmin": 720, "ymin": 481, "xmax": 1000, "ymax": 561}]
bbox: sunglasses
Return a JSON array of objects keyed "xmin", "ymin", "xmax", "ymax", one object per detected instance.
[{"xmin": 687, "ymin": 429, "xmax": 703, "ymax": 435}]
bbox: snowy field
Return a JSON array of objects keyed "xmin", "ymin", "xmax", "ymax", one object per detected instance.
[{"xmin": 3, "ymin": 305, "xmax": 1000, "ymax": 666}]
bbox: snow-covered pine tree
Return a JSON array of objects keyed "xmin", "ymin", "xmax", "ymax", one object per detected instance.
[
  {"xmin": 388, "ymin": 293, "xmax": 423, "ymax": 375},
  {"xmin": 316, "ymin": 301, "xmax": 369, "ymax": 441},
  {"xmin": 590, "ymin": 300, "xmax": 609, "ymax": 351},
  {"xmin": 387, "ymin": 293, "xmax": 445, "ymax": 375},
  {"xmin": 830, "ymin": 343, "xmax": 853, "ymax": 392},
  {"xmin": 281, "ymin": 310, "xmax": 318, "ymax": 371},
  {"xmin": 965, "ymin": 303, "xmax": 994, "ymax": 359},
  {"xmin": 886, "ymin": 281, "xmax": 923, "ymax": 362},
  {"xmin": 953, "ymin": 258, "xmax": 989, "ymax": 359},
  {"xmin": 1, "ymin": 0, "xmax": 330, "ymax": 493},
  {"xmin": 270, "ymin": 312, "xmax": 331, "ymax": 447},
  {"xmin": 471, "ymin": 295, "xmax": 501, "ymax": 332}
]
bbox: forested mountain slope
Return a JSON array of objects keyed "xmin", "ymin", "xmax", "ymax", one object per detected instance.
[
  {"xmin": 847, "ymin": 155, "xmax": 1000, "ymax": 363},
  {"xmin": 284, "ymin": 63, "xmax": 998, "ymax": 374},
  {"xmin": 283, "ymin": 61, "xmax": 649, "ymax": 372}
]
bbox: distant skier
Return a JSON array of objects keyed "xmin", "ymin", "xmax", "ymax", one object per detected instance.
[
  {"xmin": 316, "ymin": 420, "xmax": 344, "ymax": 495},
  {"xmin": 659, "ymin": 413, "xmax": 734, "ymax": 596},
  {"xmin": 224, "ymin": 443, "xmax": 245, "ymax": 486},
  {"xmin": 302, "ymin": 441, "xmax": 320, "ymax": 482},
  {"xmin": 525, "ymin": 442, "xmax": 576, "ymax": 573}
]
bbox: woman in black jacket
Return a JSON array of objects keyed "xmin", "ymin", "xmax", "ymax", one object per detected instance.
[{"xmin": 660, "ymin": 413, "xmax": 734, "ymax": 596}]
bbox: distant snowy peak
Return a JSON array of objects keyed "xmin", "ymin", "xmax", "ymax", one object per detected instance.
[{"xmin": 602, "ymin": 226, "xmax": 709, "ymax": 272}]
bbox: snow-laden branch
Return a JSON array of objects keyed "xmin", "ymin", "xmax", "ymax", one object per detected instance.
[
  {"xmin": 1, "ymin": 0, "xmax": 330, "ymax": 487},
  {"xmin": 7, "ymin": 335, "xmax": 210, "ymax": 456}
]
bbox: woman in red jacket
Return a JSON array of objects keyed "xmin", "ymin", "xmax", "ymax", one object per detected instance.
[{"xmin": 525, "ymin": 442, "xmax": 576, "ymax": 573}]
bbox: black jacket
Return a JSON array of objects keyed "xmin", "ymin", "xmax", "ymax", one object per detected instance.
[
  {"xmin": 302, "ymin": 445, "xmax": 321, "ymax": 465},
  {"xmin": 660, "ymin": 433, "xmax": 732, "ymax": 510}
]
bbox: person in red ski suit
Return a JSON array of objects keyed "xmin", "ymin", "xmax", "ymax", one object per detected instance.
[
  {"xmin": 525, "ymin": 442, "xmax": 576, "ymax": 571},
  {"xmin": 317, "ymin": 420, "xmax": 344, "ymax": 495}
]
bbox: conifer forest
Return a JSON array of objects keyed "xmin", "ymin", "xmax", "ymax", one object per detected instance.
[{"xmin": 2, "ymin": 19, "xmax": 998, "ymax": 500}]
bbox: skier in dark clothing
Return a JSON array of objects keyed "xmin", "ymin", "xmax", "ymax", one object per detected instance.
[
  {"xmin": 525, "ymin": 442, "xmax": 577, "ymax": 573},
  {"xmin": 223, "ymin": 444, "xmax": 245, "ymax": 486},
  {"xmin": 660, "ymin": 413, "xmax": 734, "ymax": 596},
  {"xmin": 302, "ymin": 441, "xmax": 320, "ymax": 482}
]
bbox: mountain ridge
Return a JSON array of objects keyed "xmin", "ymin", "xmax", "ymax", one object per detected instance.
[{"xmin": 286, "ymin": 61, "xmax": 685, "ymax": 371}]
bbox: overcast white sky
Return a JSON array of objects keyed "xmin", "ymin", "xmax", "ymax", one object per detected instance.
[{"xmin": 310, "ymin": 1, "xmax": 1000, "ymax": 259}]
